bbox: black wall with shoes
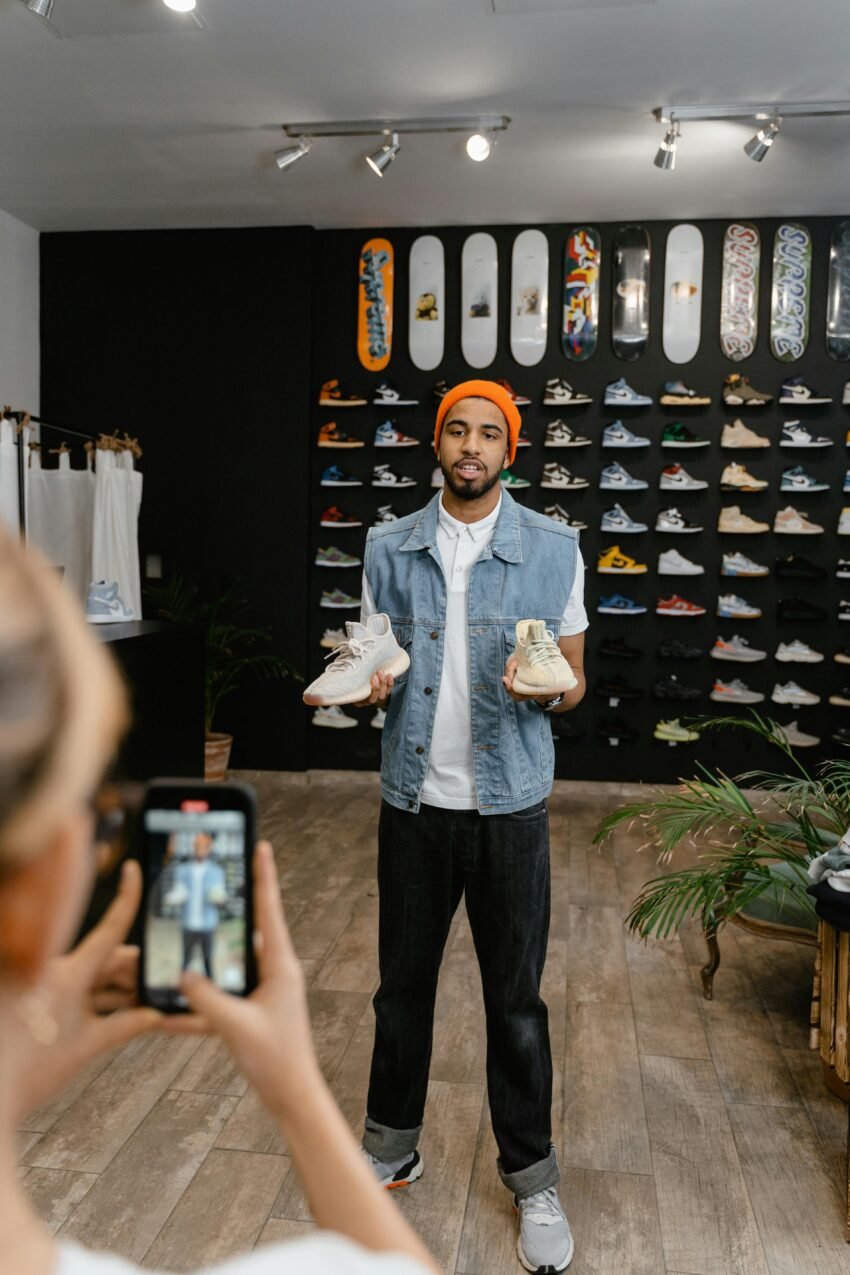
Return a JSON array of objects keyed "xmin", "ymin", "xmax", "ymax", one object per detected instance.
[{"xmin": 40, "ymin": 216, "xmax": 850, "ymax": 783}]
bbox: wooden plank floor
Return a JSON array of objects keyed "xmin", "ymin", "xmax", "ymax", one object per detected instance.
[{"xmin": 18, "ymin": 772, "xmax": 850, "ymax": 1273}]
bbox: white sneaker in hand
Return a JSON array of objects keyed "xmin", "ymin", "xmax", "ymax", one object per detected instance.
[{"xmin": 303, "ymin": 614, "xmax": 409, "ymax": 706}]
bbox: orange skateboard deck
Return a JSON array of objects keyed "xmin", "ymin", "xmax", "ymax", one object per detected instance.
[{"xmin": 357, "ymin": 238, "xmax": 394, "ymax": 371}]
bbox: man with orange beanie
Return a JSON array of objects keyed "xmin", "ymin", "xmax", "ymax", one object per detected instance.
[{"xmin": 356, "ymin": 380, "xmax": 587, "ymax": 1273}]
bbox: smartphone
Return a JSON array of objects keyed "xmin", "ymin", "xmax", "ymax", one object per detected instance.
[{"xmin": 138, "ymin": 779, "xmax": 258, "ymax": 1013}]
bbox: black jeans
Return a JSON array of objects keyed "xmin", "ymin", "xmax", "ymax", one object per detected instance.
[
  {"xmin": 182, "ymin": 928, "xmax": 214, "ymax": 977},
  {"xmin": 366, "ymin": 798, "xmax": 555, "ymax": 1185}
]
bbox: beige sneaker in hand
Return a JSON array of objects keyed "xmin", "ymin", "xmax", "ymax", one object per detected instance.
[
  {"xmin": 717, "ymin": 505, "xmax": 770, "ymax": 534},
  {"xmin": 512, "ymin": 620, "xmax": 578, "ymax": 696}
]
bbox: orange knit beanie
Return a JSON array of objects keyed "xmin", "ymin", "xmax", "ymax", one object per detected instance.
[{"xmin": 434, "ymin": 380, "xmax": 522, "ymax": 467}]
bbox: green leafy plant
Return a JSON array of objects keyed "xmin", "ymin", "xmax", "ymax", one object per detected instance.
[
  {"xmin": 145, "ymin": 573, "xmax": 301, "ymax": 737},
  {"xmin": 593, "ymin": 713, "xmax": 849, "ymax": 942}
]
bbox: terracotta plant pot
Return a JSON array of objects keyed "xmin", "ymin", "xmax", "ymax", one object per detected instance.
[{"xmin": 204, "ymin": 732, "xmax": 233, "ymax": 782}]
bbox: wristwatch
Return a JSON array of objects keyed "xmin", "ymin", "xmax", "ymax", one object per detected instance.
[{"xmin": 539, "ymin": 692, "xmax": 565, "ymax": 712}]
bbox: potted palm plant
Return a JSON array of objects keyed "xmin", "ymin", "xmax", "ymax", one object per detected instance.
[
  {"xmin": 594, "ymin": 713, "xmax": 845, "ymax": 972},
  {"xmin": 146, "ymin": 573, "xmax": 300, "ymax": 780}
]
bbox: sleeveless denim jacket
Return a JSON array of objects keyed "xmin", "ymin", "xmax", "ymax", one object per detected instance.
[{"xmin": 363, "ymin": 490, "xmax": 579, "ymax": 815}]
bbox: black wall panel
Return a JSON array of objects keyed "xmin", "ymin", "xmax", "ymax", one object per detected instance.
[{"xmin": 40, "ymin": 227, "xmax": 314, "ymax": 772}]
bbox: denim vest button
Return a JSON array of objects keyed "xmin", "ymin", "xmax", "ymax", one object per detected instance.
[
  {"xmin": 430, "ymin": 631, "xmax": 438, "ymax": 640},
  {"xmin": 408, "ymin": 800, "xmax": 415, "ymax": 808},
  {"xmin": 424, "ymin": 686, "xmax": 433, "ymax": 695}
]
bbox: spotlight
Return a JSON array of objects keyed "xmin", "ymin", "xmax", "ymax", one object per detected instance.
[
  {"xmin": 275, "ymin": 137, "xmax": 311, "ymax": 171},
  {"xmin": 162, "ymin": 0, "xmax": 197, "ymax": 10},
  {"xmin": 366, "ymin": 132, "xmax": 400, "ymax": 177},
  {"xmin": 25, "ymin": 0, "xmax": 54, "ymax": 17},
  {"xmin": 466, "ymin": 132, "xmax": 493, "ymax": 162},
  {"xmin": 653, "ymin": 121, "xmax": 679, "ymax": 171},
  {"xmin": 744, "ymin": 116, "xmax": 781, "ymax": 162}
]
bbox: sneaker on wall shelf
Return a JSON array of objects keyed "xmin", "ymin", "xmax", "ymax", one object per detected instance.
[
  {"xmin": 604, "ymin": 378, "xmax": 653, "ymax": 408},
  {"xmin": 661, "ymin": 422, "xmax": 710, "ymax": 449},
  {"xmin": 320, "ymin": 505, "xmax": 363, "ymax": 529},
  {"xmin": 86, "ymin": 581, "xmax": 135, "ymax": 624},
  {"xmin": 660, "ymin": 380, "xmax": 711, "ymax": 407},
  {"xmin": 544, "ymin": 419, "xmax": 591, "ymax": 448},
  {"xmin": 319, "ymin": 378, "xmax": 367, "ymax": 408},
  {"xmin": 495, "ymin": 378, "xmax": 531, "ymax": 406},
  {"xmin": 721, "ymin": 419, "xmax": 770, "ymax": 449},
  {"xmin": 778, "ymin": 376, "xmax": 831, "ymax": 406},
  {"xmin": 722, "ymin": 374, "xmax": 772, "ymax": 407},
  {"xmin": 318, "ymin": 422, "xmax": 364, "ymax": 448},
  {"xmin": 542, "ymin": 378, "xmax": 591, "ymax": 407},
  {"xmin": 372, "ymin": 379, "xmax": 419, "ymax": 407},
  {"xmin": 374, "ymin": 421, "xmax": 419, "ymax": 447},
  {"xmin": 311, "ymin": 704, "xmax": 358, "ymax": 729}
]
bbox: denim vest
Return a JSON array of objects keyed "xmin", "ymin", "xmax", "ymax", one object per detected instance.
[{"xmin": 363, "ymin": 490, "xmax": 579, "ymax": 815}]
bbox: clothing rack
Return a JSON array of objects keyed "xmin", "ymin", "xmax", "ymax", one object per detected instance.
[{"xmin": 9, "ymin": 411, "xmax": 106, "ymax": 536}]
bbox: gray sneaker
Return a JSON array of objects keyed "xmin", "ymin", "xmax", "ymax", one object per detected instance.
[
  {"xmin": 362, "ymin": 1147, "xmax": 424, "ymax": 1190},
  {"xmin": 85, "ymin": 580, "xmax": 134, "ymax": 624},
  {"xmin": 302, "ymin": 613, "xmax": 409, "ymax": 706},
  {"xmin": 516, "ymin": 1186, "xmax": 574, "ymax": 1272}
]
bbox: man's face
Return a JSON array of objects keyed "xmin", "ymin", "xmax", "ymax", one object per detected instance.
[
  {"xmin": 193, "ymin": 833, "xmax": 212, "ymax": 860},
  {"xmin": 437, "ymin": 397, "xmax": 509, "ymax": 501}
]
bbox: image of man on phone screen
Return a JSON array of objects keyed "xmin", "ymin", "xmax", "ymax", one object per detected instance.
[{"xmin": 165, "ymin": 832, "xmax": 228, "ymax": 978}]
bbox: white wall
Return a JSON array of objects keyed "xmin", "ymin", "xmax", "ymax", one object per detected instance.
[{"xmin": 0, "ymin": 208, "xmax": 39, "ymax": 412}]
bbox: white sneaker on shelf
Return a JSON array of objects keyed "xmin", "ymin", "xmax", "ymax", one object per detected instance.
[
  {"xmin": 311, "ymin": 705, "xmax": 358, "ymax": 729},
  {"xmin": 775, "ymin": 640, "xmax": 824, "ymax": 664},
  {"xmin": 658, "ymin": 549, "xmax": 704, "ymax": 576},
  {"xmin": 771, "ymin": 681, "xmax": 820, "ymax": 706},
  {"xmin": 85, "ymin": 581, "xmax": 135, "ymax": 624},
  {"xmin": 776, "ymin": 719, "xmax": 820, "ymax": 748}
]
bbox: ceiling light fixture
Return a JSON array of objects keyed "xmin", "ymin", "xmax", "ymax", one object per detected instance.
[
  {"xmin": 25, "ymin": 0, "xmax": 55, "ymax": 18},
  {"xmin": 743, "ymin": 116, "xmax": 781, "ymax": 162},
  {"xmin": 653, "ymin": 120, "xmax": 679, "ymax": 171},
  {"xmin": 275, "ymin": 115, "xmax": 509, "ymax": 175},
  {"xmin": 275, "ymin": 137, "xmax": 311, "ymax": 171},
  {"xmin": 466, "ymin": 132, "xmax": 493, "ymax": 162},
  {"xmin": 654, "ymin": 100, "xmax": 850, "ymax": 124},
  {"xmin": 162, "ymin": 0, "xmax": 197, "ymax": 10},
  {"xmin": 366, "ymin": 132, "xmax": 401, "ymax": 177}
]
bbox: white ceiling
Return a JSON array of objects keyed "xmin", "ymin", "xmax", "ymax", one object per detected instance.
[{"xmin": 1, "ymin": 0, "xmax": 849, "ymax": 232}]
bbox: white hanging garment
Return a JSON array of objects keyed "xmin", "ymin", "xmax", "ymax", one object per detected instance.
[
  {"xmin": 26, "ymin": 450, "xmax": 95, "ymax": 603},
  {"xmin": 91, "ymin": 448, "xmax": 143, "ymax": 618},
  {"xmin": 0, "ymin": 418, "xmax": 20, "ymax": 534}
]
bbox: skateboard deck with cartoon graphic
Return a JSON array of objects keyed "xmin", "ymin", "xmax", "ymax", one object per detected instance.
[
  {"xmin": 563, "ymin": 226, "xmax": 601, "ymax": 361},
  {"xmin": 408, "ymin": 234, "xmax": 445, "ymax": 371},
  {"xmin": 720, "ymin": 222, "xmax": 760, "ymax": 362},
  {"xmin": 461, "ymin": 232, "xmax": 498, "ymax": 369},
  {"xmin": 662, "ymin": 223, "xmax": 703, "ymax": 364},
  {"xmin": 357, "ymin": 237, "xmax": 393, "ymax": 372},
  {"xmin": 770, "ymin": 222, "xmax": 812, "ymax": 362},
  {"xmin": 611, "ymin": 225, "xmax": 650, "ymax": 361},
  {"xmin": 510, "ymin": 228, "xmax": 548, "ymax": 367},
  {"xmin": 827, "ymin": 219, "xmax": 850, "ymax": 361}
]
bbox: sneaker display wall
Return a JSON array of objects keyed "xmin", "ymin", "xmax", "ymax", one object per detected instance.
[{"xmin": 306, "ymin": 224, "xmax": 850, "ymax": 782}]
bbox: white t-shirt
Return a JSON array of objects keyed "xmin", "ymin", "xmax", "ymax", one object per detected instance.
[
  {"xmin": 361, "ymin": 494, "xmax": 587, "ymax": 810},
  {"xmin": 56, "ymin": 1236, "xmax": 429, "ymax": 1275}
]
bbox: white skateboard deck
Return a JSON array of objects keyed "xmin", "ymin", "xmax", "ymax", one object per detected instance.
[
  {"xmin": 510, "ymin": 228, "xmax": 548, "ymax": 367},
  {"xmin": 408, "ymin": 235, "xmax": 445, "ymax": 371},
  {"xmin": 461, "ymin": 232, "xmax": 498, "ymax": 369},
  {"xmin": 662, "ymin": 223, "xmax": 703, "ymax": 364}
]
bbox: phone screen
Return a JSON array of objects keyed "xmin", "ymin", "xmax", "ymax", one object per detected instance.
[{"xmin": 142, "ymin": 802, "xmax": 249, "ymax": 1010}]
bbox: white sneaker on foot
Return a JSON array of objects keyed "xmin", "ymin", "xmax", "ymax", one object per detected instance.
[{"xmin": 516, "ymin": 1186, "xmax": 574, "ymax": 1272}]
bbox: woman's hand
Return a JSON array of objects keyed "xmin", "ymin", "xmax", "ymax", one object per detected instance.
[
  {"xmin": 14, "ymin": 861, "xmax": 162, "ymax": 1120},
  {"xmin": 163, "ymin": 842, "xmax": 321, "ymax": 1120}
]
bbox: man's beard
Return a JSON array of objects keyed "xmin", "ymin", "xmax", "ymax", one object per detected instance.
[{"xmin": 442, "ymin": 462, "xmax": 502, "ymax": 502}]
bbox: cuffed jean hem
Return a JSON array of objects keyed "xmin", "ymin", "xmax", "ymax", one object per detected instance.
[
  {"xmin": 363, "ymin": 1116, "xmax": 422, "ymax": 1162},
  {"xmin": 497, "ymin": 1144, "xmax": 560, "ymax": 1200}
]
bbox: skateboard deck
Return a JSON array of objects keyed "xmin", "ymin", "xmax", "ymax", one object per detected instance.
[
  {"xmin": 720, "ymin": 222, "xmax": 760, "ymax": 362},
  {"xmin": 563, "ymin": 227, "xmax": 600, "ymax": 361},
  {"xmin": 770, "ymin": 222, "xmax": 812, "ymax": 362},
  {"xmin": 357, "ymin": 237, "xmax": 393, "ymax": 372},
  {"xmin": 510, "ymin": 229, "xmax": 548, "ymax": 367},
  {"xmin": 827, "ymin": 219, "xmax": 850, "ymax": 361},
  {"xmin": 612, "ymin": 225, "xmax": 650, "ymax": 361},
  {"xmin": 662, "ymin": 223, "xmax": 703, "ymax": 364},
  {"xmin": 461, "ymin": 232, "xmax": 498, "ymax": 369},
  {"xmin": 408, "ymin": 235, "xmax": 445, "ymax": 371}
]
